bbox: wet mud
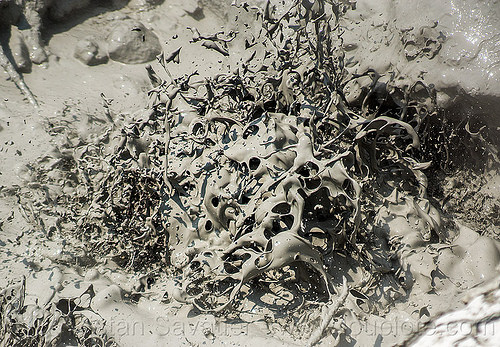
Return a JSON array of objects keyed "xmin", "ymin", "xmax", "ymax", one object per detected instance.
[{"xmin": 1, "ymin": 1, "xmax": 499, "ymax": 346}]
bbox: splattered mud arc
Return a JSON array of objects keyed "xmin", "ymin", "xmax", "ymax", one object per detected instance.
[{"xmin": 1, "ymin": 0, "xmax": 500, "ymax": 346}]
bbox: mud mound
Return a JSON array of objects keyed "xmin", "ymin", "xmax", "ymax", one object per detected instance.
[{"xmin": 152, "ymin": 0, "xmax": 444, "ymax": 315}]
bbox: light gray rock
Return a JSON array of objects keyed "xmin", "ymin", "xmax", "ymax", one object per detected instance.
[{"xmin": 107, "ymin": 19, "xmax": 162, "ymax": 64}]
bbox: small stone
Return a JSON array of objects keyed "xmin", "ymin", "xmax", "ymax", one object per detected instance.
[
  {"xmin": 107, "ymin": 20, "xmax": 162, "ymax": 64},
  {"xmin": 74, "ymin": 37, "xmax": 108, "ymax": 66},
  {"xmin": 128, "ymin": 0, "xmax": 164, "ymax": 11},
  {"xmin": 84, "ymin": 268, "xmax": 100, "ymax": 281}
]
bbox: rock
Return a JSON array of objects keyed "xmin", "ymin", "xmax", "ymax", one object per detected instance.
[
  {"xmin": 107, "ymin": 20, "xmax": 162, "ymax": 64},
  {"xmin": 9, "ymin": 27, "xmax": 31, "ymax": 73},
  {"xmin": 74, "ymin": 37, "xmax": 108, "ymax": 66}
]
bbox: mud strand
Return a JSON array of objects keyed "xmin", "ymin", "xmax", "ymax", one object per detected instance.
[{"xmin": 5, "ymin": 0, "xmax": 453, "ymax": 319}]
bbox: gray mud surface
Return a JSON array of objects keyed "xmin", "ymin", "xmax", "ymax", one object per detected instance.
[{"xmin": 1, "ymin": 1, "xmax": 500, "ymax": 346}]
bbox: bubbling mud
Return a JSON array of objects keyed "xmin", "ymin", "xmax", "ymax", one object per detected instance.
[
  {"xmin": 22, "ymin": 0, "xmax": 495, "ymax": 319},
  {"xmin": 144, "ymin": 0, "xmax": 447, "ymax": 313},
  {"xmin": 2, "ymin": 1, "xmax": 500, "ymax": 346}
]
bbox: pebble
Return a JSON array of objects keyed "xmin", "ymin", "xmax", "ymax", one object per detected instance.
[
  {"xmin": 128, "ymin": 0, "xmax": 164, "ymax": 10},
  {"xmin": 74, "ymin": 37, "xmax": 108, "ymax": 66},
  {"xmin": 84, "ymin": 268, "xmax": 100, "ymax": 281}
]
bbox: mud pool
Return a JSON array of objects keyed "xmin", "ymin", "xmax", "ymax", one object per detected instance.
[{"xmin": 1, "ymin": 1, "xmax": 500, "ymax": 346}]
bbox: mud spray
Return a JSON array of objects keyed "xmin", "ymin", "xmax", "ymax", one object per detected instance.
[{"xmin": 1, "ymin": 0, "xmax": 499, "ymax": 346}]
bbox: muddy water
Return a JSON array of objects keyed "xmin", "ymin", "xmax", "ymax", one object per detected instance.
[{"xmin": 342, "ymin": 0, "xmax": 500, "ymax": 124}]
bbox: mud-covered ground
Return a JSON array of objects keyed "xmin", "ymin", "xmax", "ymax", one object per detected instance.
[{"xmin": 1, "ymin": 1, "xmax": 500, "ymax": 346}]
